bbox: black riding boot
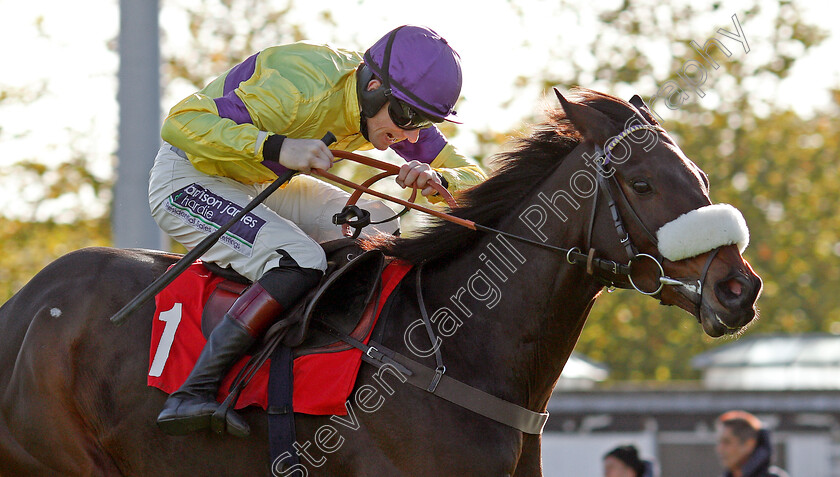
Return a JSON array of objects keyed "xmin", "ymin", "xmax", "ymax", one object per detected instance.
[
  {"xmin": 156, "ymin": 316, "xmax": 255, "ymax": 437},
  {"xmin": 156, "ymin": 263, "xmax": 322, "ymax": 437},
  {"xmin": 156, "ymin": 282, "xmax": 282, "ymax": 437}
]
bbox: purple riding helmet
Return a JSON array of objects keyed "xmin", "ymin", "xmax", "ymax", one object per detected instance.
[{"xmin": 358, "ymin": 25, "xmax": 462, "ymax": 133}]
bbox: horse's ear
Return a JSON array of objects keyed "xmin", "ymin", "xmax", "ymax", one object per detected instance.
[
  {"xmin": 628, "ymin": 94, "xmax": 661, "ymax": 127},
  {"xmin": 554, "ymin": 88, "xmax": 617, "ymax": 145}
]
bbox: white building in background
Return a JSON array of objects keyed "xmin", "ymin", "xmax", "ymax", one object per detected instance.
[
  {"xmin": 692, "ymin": 333, "xmax": 840, "ymax": 390},
  {"xmin": 555, "ymin": 352, "xmax": 609, "ymax": 390},
  {"xmin": 542, "ymin": 334, "xmax": 840, "ymax": 477}
]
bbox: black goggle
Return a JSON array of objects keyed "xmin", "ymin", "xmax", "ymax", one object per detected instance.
[{"xmin": 387, "ymin": 95, "xmax": 439, "ymax": 130}]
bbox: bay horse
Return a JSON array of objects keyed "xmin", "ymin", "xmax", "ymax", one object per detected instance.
[{"xmin": 0, "ymin": 89, "xmax": 761, "ymax": 476}]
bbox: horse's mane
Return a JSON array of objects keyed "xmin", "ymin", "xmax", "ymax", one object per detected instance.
[{"xmin": 364, "ymin": 89, "xmax": 636, "ymax": 264}]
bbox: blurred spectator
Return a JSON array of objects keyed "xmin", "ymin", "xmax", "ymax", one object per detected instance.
[
  {"xmin": 603, "ymin": 445, "xmax": 654, "ymax": 477},
  {"xmin": 715, "ymin": 410, "xmax": 790, "ymax": 477}
]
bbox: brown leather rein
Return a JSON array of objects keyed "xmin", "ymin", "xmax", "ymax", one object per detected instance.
[
  {"xmin": 314, "ymin": 150, "xmax": 634, "ymax": 284},
  {"xmin": 314, "ymin": 150, "xmax": 467, "ymax": 231}
]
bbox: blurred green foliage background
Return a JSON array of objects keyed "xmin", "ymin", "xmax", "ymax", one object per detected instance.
[{"xmin": 1, "ymin": 0, "xmax": 837, "ymax": 381}]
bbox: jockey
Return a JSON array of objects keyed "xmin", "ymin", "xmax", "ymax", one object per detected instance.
[{"xmin": 148, "ymin": 25, "xmax": 487, "ymax": 436}]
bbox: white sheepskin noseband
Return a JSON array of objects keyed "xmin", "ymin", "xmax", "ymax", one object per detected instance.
[{"xmin": 656, "ymin": 204, "xmax": 750, "ymax": 261}]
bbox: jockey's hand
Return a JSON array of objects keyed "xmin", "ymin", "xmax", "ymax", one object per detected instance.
[
  {"xmin": 278, "ymin": 138, "xmax": 334, "ymax": 174},
  {"xmin": 397, "ymin": 161, "xmax": 443, "ymax": 197}
]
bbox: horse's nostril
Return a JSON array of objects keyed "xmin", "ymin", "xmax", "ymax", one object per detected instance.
[
  {"xmin": 727, "ymin": 278, "xmax": 743, "ymax": 297},
  {"xmin": 716, "ymin": 275, "xmax": 752, "ymax": 308}
]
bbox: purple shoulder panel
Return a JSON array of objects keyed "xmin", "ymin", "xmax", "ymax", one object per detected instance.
[
  {"xmin": 224, "ymin": 53, "xmax": 258, "ymax": 94},
  {"xmin": 213, "ymin": 52, "xmax": 259, "ymax": 124},
  {"xmin": 390, "ymin": 126, "xmax": 448, "ymax": 164}
]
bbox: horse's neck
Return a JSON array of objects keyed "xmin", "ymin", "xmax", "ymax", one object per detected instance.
[{"xmin": 423, "ymin": 154, "xmax": 602, "ymax": 411}]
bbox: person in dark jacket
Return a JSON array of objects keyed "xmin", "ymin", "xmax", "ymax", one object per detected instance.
[
  {"xmin": 603, "ymin": 445, "xmax": 655, "ymax": 477},
  {"xmin": 716, "ymin": 410, "xmax": 790, "ymax": 477}
]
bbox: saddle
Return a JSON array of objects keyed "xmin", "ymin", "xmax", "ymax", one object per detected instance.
[{"xmin": 200, "ymin": 238, "xmax": 386, "ymax": 356}]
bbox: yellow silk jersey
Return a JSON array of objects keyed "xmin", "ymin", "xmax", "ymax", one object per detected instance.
[{"xmin": 161, "ymin": 42, "xmax": 486, "ymax": 203}]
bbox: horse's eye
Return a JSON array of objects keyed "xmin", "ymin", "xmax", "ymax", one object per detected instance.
[{"xmin": 632, "ymin": 180, "xmax": 652, "ymax": 194}]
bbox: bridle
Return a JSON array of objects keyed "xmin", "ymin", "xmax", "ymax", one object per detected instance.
[
  {"xmin": 579, "ymin": 123, "xmax": 721, "ymax": 318},
  {"xmin": 316, "ymin": 122, "xmax": 721, "ymax": 316}
]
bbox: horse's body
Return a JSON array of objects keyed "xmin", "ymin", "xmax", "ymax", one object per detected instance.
[{"xmin": 0, "ymin": 90, "xmax": 761, "ymax": 476}]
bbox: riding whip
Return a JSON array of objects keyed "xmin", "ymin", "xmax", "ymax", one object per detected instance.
[{"xmin": 109, "ymin": 132, "xmax": 336, "ymax": 326}]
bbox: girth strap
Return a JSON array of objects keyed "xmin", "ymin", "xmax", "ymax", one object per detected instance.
[
  {"xmin": 391, "ymin": 351, "xmax": 550, "ymax": 435},
  {"xmin": 318, "ymin": 280, "xmax": 550, "ymax": 435},
  {"xmin": 320, "ymin": 322, "xmax": 550, "ymax": 435}
]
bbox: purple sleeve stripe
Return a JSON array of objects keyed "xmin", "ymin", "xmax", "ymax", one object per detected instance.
[
  {"xmin": 261, "ymin": 159, "xmax": 291, "ymax": 177},
  {"xmin": 214, "ymin": 91, "xmax": 252, "ymax": 124},
  {"xmin": 389, "ymin": 126, "xmax": 447, "ymax": 164}
]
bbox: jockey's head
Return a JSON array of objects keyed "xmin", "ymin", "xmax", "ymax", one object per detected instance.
[{"xmin": 357, "ymin": 25, "xmax": 462, "ymax": 138}]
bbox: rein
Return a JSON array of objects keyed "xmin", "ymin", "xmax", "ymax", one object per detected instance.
[
  {"xmin": 320, "ymin": 123, "xmax": 709, "ymax": 300},
  {"xmin": 316, "ymin": 150, "xmax": 636, "ymax": 285},
  {"xmin": 320, "ymin": 122, "xmax": 726, "ymax": 323}
]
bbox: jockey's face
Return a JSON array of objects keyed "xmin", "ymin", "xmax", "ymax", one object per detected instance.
[{"xmin": 364, "ymin": 79, "xmax": 421, "ymax": 150}]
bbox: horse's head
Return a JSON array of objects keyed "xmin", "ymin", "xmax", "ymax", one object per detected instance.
[{"xmin": 556, "ymin": 89, "xmax": 762, "ymax": 337}]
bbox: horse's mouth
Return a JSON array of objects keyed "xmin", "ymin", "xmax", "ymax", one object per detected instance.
[
  {"xmin": 660, "ymin": 254, "xmax": 761, "ymax": 338},
  {"xmin": 698, "ymin": 302, "xmax": 755, "ymax": 338}
]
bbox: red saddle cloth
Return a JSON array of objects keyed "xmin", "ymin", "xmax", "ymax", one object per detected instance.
[{"xmin": 147, "ymin": 260, "xmax": 411, "ymax": 416}]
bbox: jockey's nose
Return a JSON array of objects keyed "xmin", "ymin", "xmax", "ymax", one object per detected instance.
[{"xmin": 405, "ymin": 129, "xmax": 420, "ymax": 143}]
